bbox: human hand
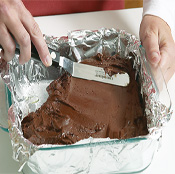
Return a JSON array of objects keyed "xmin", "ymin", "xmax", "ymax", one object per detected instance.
[
  {"xmin": 140, "ymin": 15, "xmax": 175, "ymax": 83},
  {"xmin": 0, "ymin": 0, "xmax": 52, "ymax": 66}
]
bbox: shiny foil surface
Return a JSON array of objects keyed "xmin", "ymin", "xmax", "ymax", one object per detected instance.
[{"xmin": 0, "ymin": 28, "xmax": 172, "ymax": 173}]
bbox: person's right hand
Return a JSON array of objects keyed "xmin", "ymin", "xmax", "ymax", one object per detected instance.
[{"xmin": 0, "ymin": 0, "xmax": 52, "ymax": 66}]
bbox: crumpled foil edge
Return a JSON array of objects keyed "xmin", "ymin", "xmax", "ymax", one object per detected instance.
[{"xmin": 0, "ymin": 28, "xmax": 173, "ymax": 172}]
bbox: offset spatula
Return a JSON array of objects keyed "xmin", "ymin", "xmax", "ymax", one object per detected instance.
[{"xmin": 0, "ymin": 41, "xmax": 130, "ymax": 87}]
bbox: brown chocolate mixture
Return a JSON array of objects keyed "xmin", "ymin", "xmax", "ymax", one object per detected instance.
[{"xmin": 22, "ymin": 53, "xmax": 148, "ymax": 145}]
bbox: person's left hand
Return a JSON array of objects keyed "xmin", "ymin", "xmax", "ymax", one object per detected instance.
[{"xmin": 139, "ymin": 15, "xmax": 175, "ymax": 83}]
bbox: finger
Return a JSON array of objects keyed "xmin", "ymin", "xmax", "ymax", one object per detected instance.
[
  {"xmin": 21, "ymin": 11, "xmax": 52, "ymax": 67},
  {"xmin": 11, "ymin": 22, "xmax": 31, "ymax": 65},
  {"xmin": 0, "ymin": 23, "xmax": 15, "ymax": 62},
  {"xmin": 4, "ymin": 16, "xmax": 31, "ymax": 65},
  {"xmin": 141, "ymin": 30, "xmax": 161, "ymax": 66}
]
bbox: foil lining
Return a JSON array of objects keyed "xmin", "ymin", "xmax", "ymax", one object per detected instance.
[{"xmin": 0, "ymin": 28, "xmax": 172, "ymax": 173}]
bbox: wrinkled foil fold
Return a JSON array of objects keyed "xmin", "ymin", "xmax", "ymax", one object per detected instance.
[{"xmin": 0, "ymin": 28, "xmax": 172, "ymax": 173}]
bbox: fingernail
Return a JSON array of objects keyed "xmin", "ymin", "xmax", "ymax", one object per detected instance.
[
  {"xmin": 150, "ymin": 52, "xmax": 160, "ymax": 64},
  {"xmin": 45, "ymin": 55, "xmax": 52, "ymax": 66}
]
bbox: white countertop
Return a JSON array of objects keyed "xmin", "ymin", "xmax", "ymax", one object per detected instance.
[{"xmin": 0, "ymin": 7, "xmax": 175, "ymax": 174}]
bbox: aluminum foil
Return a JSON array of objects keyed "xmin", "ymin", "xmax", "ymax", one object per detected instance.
[{"xmin": 0, "ymin": 28, "xmax": 172, "ymax": 173}]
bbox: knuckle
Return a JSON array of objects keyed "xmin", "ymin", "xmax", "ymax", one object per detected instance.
[
  {"xmin": 19, "ymin": 33, "xmax": 30, "ymax": 47},
  {"xmin": 14, "ymin": 0, "xmax": 23, "ymax": 7},
  {"xmin": 10, "ymin": 0, "xmax": 23, "ymax": 10},
  {"xmin": 31, "ymin": 21, "xmax": 41, "ymax": 37},
  {"xmin": 0, "ymin": 1, "xmax": 9, "ymax": 16},
  {"xmin": 143, "ymin": 27, "xmax": 157, "ymax": 41}
]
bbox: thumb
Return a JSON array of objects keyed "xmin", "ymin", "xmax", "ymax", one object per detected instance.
[{"xmin": 141, "ymin": 32, "xmax": 161, "ymax": 66}]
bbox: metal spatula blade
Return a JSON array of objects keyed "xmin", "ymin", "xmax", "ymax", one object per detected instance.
[{"xmin": 56, "ymin": 55, "xmax": 130, "ymax": 87}]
